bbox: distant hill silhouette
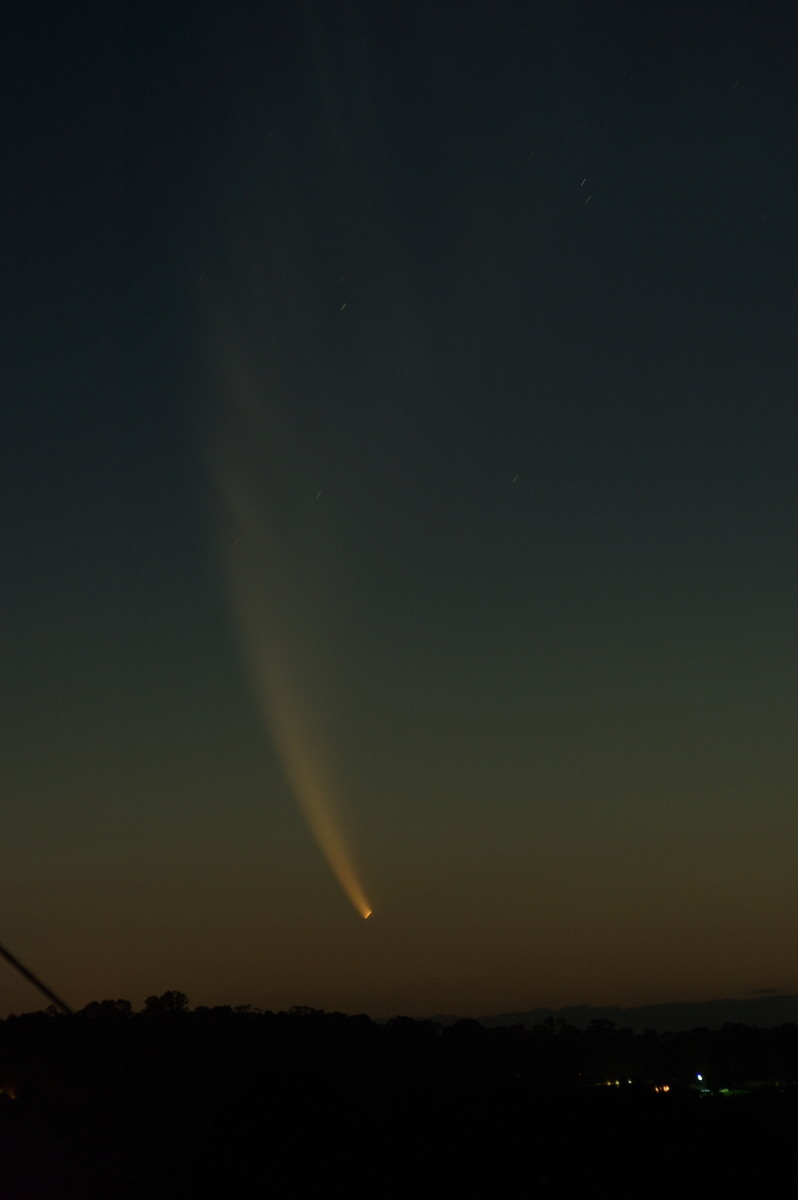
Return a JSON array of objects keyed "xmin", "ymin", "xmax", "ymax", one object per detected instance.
[{"xmin": 432, "ymin": 994, "xmax": 798, "ymax": 1033}]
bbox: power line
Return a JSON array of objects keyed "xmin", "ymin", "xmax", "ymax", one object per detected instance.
[{"xmin": 0, "ymin": 942, "xmax": 73, "ymax": 1015}]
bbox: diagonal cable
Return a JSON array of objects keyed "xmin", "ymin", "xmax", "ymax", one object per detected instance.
[{"xmin": 0, "ymin": 942, "xmax": 72, "ymax": 1015}]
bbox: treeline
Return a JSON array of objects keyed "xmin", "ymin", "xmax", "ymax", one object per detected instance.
[
  {"xmin": 4, "ymin": 994, "xmax": 798, "ymax": 1088},
  {"xmin": 1, "ymin": 997, "xmax": 797, "ymax": 1197}
]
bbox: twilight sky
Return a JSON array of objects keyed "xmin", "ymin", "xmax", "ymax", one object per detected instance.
[{"xmin": 3, "ymin": 0, "xmax": 797, "ymax": 1019}]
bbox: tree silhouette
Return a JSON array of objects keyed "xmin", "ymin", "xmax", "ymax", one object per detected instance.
[{"xmin": 143, "ymin": 990, "xmax": 189, "ymax": 1016}]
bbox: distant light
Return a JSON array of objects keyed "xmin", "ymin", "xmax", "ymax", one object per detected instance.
[
  {"xmin": 363, "ymin": 910, "xmax": 373, "ymax": 920},
  {"xmin": 696, "ymin": 1074, "xmax": 703, "ymax": 1082}
]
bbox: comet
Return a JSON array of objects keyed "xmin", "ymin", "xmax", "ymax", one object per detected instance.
[
  {"xmin": 205, "ymin": 336, "xmax": 373, "ymax": 921},
  {"xmin": 224, "ymin": 530, "xmax": 373, "ymax": 920}
]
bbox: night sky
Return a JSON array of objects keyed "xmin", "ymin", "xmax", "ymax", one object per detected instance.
[{"xmin": 4, "ymin": 0, "xmax": 797, "ymax": 1019}]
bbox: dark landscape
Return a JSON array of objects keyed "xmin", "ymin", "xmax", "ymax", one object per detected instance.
[
  {"xmin": 460, "ymin": 992, "xmax": 798, "ymax": 1034},
  {"xmin": 1, "ymin": 993, "xmax": 797, "ymax": 1197}
]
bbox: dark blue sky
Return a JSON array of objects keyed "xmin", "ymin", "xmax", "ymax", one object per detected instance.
[{"xmin": 3, "ymin": 0, "xmax": 797, "ymax": 1018}]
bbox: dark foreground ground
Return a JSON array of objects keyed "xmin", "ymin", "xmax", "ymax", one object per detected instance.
[{"xmin": 1, "ymin": 1001, "xmax": 796, "ymax": 1197}]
